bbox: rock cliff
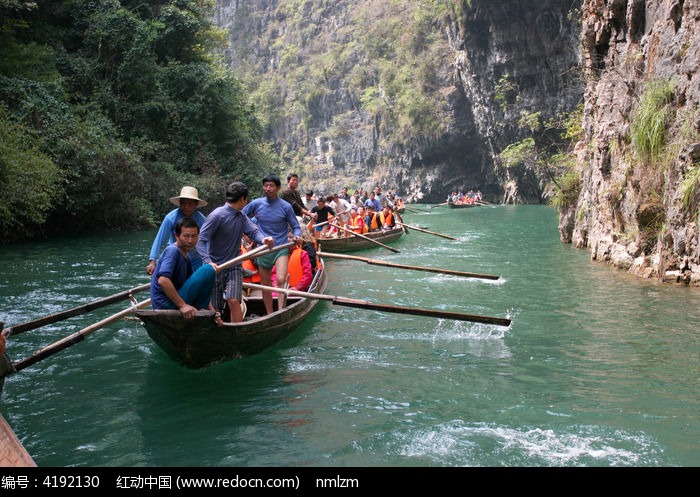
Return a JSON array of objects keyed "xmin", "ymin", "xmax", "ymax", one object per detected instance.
[
  {"xmin": 572, "ymin": 0, "xmax": 700, "ymax": 285},
  {"xmin": 213, "ymin": 0, "xmax": 582, "ymax": 203},
  {"xmin": 214, "ymin": 0, "xmax": 700, "ymax": 286}
]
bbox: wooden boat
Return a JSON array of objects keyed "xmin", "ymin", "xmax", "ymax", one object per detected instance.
[
  {"xmin": 135, "ymin": 262, "xmax": 327, "ymax": 368},
  {"xmin": 317, "ymin": 225, "xmax": 405, "ymax": 253},
  {"xmin": 447, "ymin": 200, "xmax": 478, "ymax": 208}
]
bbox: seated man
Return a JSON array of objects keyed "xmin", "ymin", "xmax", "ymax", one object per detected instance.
[
  {"xmin": 379, "ymin": 205, "xmax": 395, "ymax": 230},
  {"xmin": 150, "ymin": 217, "xmax": 222, "ymax": 323},
  {"xmin": 347, "ymin": 207, "xmax": 365, "ymax": 235}
]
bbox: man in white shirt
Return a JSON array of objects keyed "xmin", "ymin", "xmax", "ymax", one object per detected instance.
[
  {"xmin": 302, "ymin": 190, "xmax": 318, "ymax": 211},
  {"xmin": 331, "ymin": 193, "xmax": 352, "ymax": 234}
]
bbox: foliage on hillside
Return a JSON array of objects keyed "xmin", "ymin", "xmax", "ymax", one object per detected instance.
[
  {"xmin": 0, "ymin": 0, "xmax": 274, "ymax": 242},
  {"xmin": 229, "ymin": 0, "xmax": 463, "ymax": 171}
]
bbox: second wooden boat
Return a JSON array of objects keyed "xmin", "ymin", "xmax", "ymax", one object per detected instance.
[{"xmin": 316, "ymin": 226, "xmax": 405, "ymax": 253}]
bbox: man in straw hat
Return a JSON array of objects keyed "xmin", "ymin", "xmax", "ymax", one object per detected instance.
[{"xmin": 146, "ymin": 186, "xmax": 208, "ymax": 276}]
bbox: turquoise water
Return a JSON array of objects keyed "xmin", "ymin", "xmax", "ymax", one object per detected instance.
[{"xmin": 1, "ymin": 205, "xmax": 698, "ymax": 466}]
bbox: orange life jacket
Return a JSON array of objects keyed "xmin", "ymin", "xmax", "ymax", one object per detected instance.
[
  {"xmin": 369, "ymin": 213, "xmax": 381, "ymax": 231},
  {"xmin": 380, "ymin": 211, "xmax": 393, "ymax": 227},
  {"xmin": 241, "ymin": 244, "xmax": 260, "ymax": 283},
  {"xmin": 287, "ymin": 246, "xmax": 311, "ymax": 290}
]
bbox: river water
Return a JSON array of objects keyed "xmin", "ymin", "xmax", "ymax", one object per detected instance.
[{"xmin": 0, "ymin": 205, "xmax": 698, "ymax": 467}]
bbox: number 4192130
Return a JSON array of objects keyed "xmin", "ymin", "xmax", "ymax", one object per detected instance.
[{"xmin": 43, "ymin": 476, "xmax": 99, "ymax": 488}]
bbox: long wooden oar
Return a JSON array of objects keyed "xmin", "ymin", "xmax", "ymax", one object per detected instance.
[
  {"xmin": 430, "ymin": 202, "xmax": 449, "ymax": 209},
  {"xmin": 217, "ymin": 241, "xmax": 293, "ymax": 272},
  {"xmin": 329, "ymin": 222, "xmax": 400, "ymax": 253},
  {"xmin": 317, "ymin": 251, "xmax": 500, "ymax": 280},
  {"xmin": 2, "ymin": 283, "xmax": 151, "ymax": 338},
  {"xmin": 396, "ymin": 222, "xmax": 457, "ymax": 241},
  {"xmin": 242, "ymin": 283, "xmax": 511, "ymax": 327},
  {"xmin": 7, "ymin": 298, "xmax": 152, "ymax": 375}
]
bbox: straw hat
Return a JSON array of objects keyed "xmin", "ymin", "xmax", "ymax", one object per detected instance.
[{"xmin": 169, "ymin": 186, "xmax": 207, "ymax": 207}]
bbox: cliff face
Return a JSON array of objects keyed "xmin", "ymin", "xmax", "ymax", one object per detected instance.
[
  {"xmin": 454, "ymin": 0, "xmax": 583, "ymax": 204},
  {"xmin": 213, "ymin": 0, "xmax": 582, "ymax": 203},
  {"xmin": 214, "ymin": 0, "xmax": 700, "ymax": 285},
  {"xmin": 571, "ymin": 0, "xmax": 700, "ymax": 285}
]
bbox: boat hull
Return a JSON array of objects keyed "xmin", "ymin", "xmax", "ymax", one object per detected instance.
[
  {"xmin": 136, "ymin": 266, "xmax": 327, "ymax": 368},
  {"xmin": 447, "ymin": 201, "xmax": 477, "ymax": 208},
  {"xmin": 316, "ymin": 227, "xmax": 405, "ymax": 252}
]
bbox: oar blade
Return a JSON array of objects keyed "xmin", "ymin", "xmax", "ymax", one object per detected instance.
[{"xmin": 332, "ymin": 297, "xmax": 511, "ymax": 327}]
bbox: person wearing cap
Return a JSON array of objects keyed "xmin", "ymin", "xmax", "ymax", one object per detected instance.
[
  {"xmin": 196, "ymin": 181, "xmax": 274, "ymax": 322},
  {"xmin": 145, "ymin": 186, "xmax": 208, "ymax": 276}
]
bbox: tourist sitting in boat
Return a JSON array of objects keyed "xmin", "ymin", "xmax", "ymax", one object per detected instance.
[
  {"xmin": 379, "ymin": 205, "xmax": 395, "ymax": 230},
  {"xmin": 310, "ymin": 196, "xmax": 335, "ymax": 238},
  {"xmin": 299, "ymin": 225, "xmax": 318, "ymax": 274},
  {"xmin": 364, "ymin": 205, "xmax": 382, "ymax": 232},
  {"xmin": 150, "ymin": 217, "xmax": 222, "ymax": 323},
  {"xmin": 356, "ymin": 206, "xmax": 369, "ymax": 233},
  {"xmin": 241, "ymin": 236, "xmax": 261, "ymax": 285},
  {"xmin": 347, "ymin": 207, "xmax": 365, "ymax": 235}
]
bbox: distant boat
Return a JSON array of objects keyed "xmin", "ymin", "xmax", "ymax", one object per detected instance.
[{"xmin": 448, "ymin": 200, "xmax": 478, "ymax": 208}]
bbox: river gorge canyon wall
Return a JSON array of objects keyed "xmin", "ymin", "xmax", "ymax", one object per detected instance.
[{"xmin": 214, "ymin": 0, "xmax": 700, "ymax": 286}]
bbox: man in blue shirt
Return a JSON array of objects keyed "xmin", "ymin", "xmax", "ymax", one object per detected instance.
[
  {"xmin": 363, "ymin": 191, "xmax": 381, "ymax": 212},
  {"xmin": 145, "ymin": 186, "xmax": 207, "ymax": 276},
  {"xmin": 150, "ymin": 217, "xmax": 219, "ymax": 322},
  {"xmin": 197, "ymin": 182, "xmax": 274, "ymax": 322},
  {"xmin": 243, "ymin": 174, "xmax": 302, "ymax": 314}
]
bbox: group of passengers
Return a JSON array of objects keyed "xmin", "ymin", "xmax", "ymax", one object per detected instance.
[
  {"xmin": 447, "ymin": 190, "xmax": 482, "ymax": 205},
  {"xmin": 145, "ymin": 174, "xmax": 320, "ymax": 325},
  {"xmin": 300, "ymin": 186, "xmax": 401, "ymax": 238}
]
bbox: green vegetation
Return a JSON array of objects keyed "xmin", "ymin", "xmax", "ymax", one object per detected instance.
[
  {"xmin": 235, "ymin": 0, "xmax": 459, "ymax": 168},
  {"xmin": 630, "ymin": 78, "xmax": 675, "ymax": 166},
  {"xmin": 680, "ymin": 164, "xmax": 700, "ymax": 215},
  {"xmin": 499, "ymin": 102, "xmax": 583, "ymax": 209},
  {"xmin": 0, "ymin": 0, "xmax": 273, "ymax": 243}
]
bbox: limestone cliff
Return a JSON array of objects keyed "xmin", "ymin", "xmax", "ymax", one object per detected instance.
[
  {"xmin": 213, "ymin": 0, "xmax": 700, "ymax": 286},
  {"xmin": 571, "ymin": 0, "xmax": 700, "ymax": 285},
  {"xmin": 213, "ymin": 0, "xmax": 582, "ymax": 203}
]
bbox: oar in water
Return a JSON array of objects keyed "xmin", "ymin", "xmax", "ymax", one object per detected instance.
[
  {"xmin": 242, "ymin": 283, "xmax": 511, "ymax": 327},
  {"xmin": 396, "ymin": 222, "xmax": 457, "ymax": 241},
  {"xmin": 329, "ymin": 222, "xmax": 400, "ymax": 253},
  {"xmin": 317, "ymin": 251, "xmax": 500, "ymax": 280},
  {"xmin": 2, "ymin": 283, "xmax": 151, "ymax": 338},
  {"xmin": 430, "ymin": 202, "xmax": 449, "ymax": 209},
  {"xmin": 6, "ymin": 298, "xmax": 153, "ymax": 376}
]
